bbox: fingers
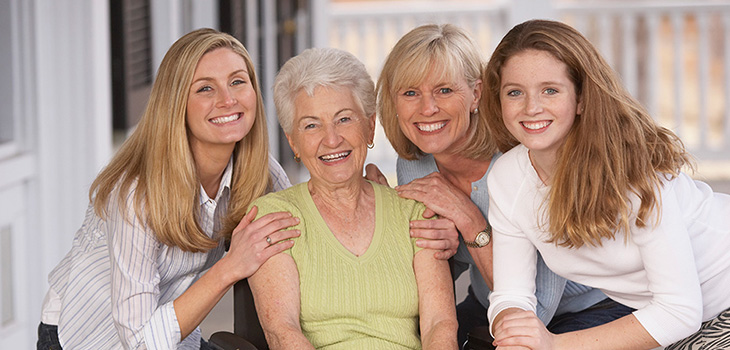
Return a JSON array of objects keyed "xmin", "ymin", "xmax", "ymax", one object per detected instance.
[
  {"xmin": 422, "ymin": 207, "xmax": 436, "ymax": 219},
  {"xmin": 493, "ymin": 311, "xmax": 549, "ymax": 350},
  {"xmin": 263, "ymin": 229, "xmax": 301, "ymax": 247},
  {"xmin": 431, "ymin": 248, "xmax": 457, "ymax": 260},
  {"xmin": 238, "ymin": 211, "xmax": 299, "ymax": 236},
  {"xmin": 410, "ymin": 218, "xmax": 459, "ymax": 259},
  {"xmin": 233, "ymin": 205, "xmax": 259, "ymax": 232},
  {"xmin": 364, "ymin": 163, "xmax": 390, "ymax": 186}
]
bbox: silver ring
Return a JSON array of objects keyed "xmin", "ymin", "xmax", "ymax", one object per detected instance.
[{"xmin": 265, "ymin": 236, "xmax": 272, "ymax": 245}]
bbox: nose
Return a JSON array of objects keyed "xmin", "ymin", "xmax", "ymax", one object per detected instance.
[
  {"xmin": 217, "ymin": 87, "xmax": 237, "ymax": 108},
  {"xmin": 420, "ymin": 93, "xmax": 439, "ymax": 116},
  {"xmin": 322, "ymin": 123, "xmax": 343, "ymax": 147},
  {"xmin": 525, "ymin": 94, "xmax": 542, "ymax": 115}
]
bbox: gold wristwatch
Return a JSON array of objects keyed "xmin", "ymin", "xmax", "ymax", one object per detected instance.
[{"xmin": 464, "ymin": 225, "xmax": 492, "ymax": 248}]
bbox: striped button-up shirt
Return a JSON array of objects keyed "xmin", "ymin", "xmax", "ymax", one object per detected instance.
[{"xmin": 41, "ymin": 155, "xmax": 290, "ymax": 349}]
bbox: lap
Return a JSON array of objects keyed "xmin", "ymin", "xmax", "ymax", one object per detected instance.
[
  {"xmin": 547, "ymin": 298, "xmax": 635, "ymax": 334},
  {"xmin": 665, "ymin": 307, "xmax": 730, "ymax": 350}
]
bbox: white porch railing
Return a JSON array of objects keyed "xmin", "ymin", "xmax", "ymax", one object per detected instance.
[{"xmin": 316, "ymin": 0, "xmax": 730, "ymax": 165}]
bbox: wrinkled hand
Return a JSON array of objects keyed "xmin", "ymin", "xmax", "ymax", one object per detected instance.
[
  {"xmin": 410, "ymin": 217, "xmax": 459, "ymax": 260},
  {"xmin": 364, "ymin": 163, "xmax": 390, "ymax": 187},
  {"xmin": 226, "ymin": 206, "xmax": 300, "ymax": 281},
  {"xmin": 493, "ymin": 309, "xmax": 555, "ymax": 350},
  {"xmin": 395, "ymin": 172, "xmax": 486, "ymax": 236}
]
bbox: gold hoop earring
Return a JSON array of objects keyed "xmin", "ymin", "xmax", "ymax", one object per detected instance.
[
  {"xmin": 294, "ymin": 155, "xmax": 301, "ymax": 163},
  {"xmin": 367, "ymin": 143, "xmax": 375, "ymax": 149}
]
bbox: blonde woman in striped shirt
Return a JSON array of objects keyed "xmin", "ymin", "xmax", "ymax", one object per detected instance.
[{"xmin": 38, "ymin": 28, "xmax": 298, "ymax": 349}]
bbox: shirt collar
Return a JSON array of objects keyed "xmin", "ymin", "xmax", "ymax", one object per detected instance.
[{"xmin": 199, "ymin": 157, "xmax": 234, "ymax": 205}]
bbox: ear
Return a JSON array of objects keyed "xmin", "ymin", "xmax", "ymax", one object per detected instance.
[
  {"xmin": 367, "ymin": 113, "xmax": 376, "ymax": 144},
  {"xmin": 471, "ymin": 79, "xmax": 483, "ymax": 111},
  {"xmin": 576, "ymin": 96, "xmax": 584, "ymax": 115},
  {"xmin": 285, "ymin": 132, "xmax": 299, "ymax": 157}
]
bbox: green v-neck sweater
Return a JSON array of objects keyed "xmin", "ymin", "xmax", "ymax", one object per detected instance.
[{"xmin": 252, "ymin": 181, "xmax": 426, "ymax": 349}]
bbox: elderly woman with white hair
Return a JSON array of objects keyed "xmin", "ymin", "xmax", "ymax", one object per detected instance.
[{"xmin": 247, "ymin": 47, "xmax": 458, "ymax": 349}]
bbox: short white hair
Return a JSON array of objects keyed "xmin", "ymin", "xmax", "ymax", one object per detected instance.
[{"xmin": 273, "ymin": 47, "xmax": 376, "ymax": 133}]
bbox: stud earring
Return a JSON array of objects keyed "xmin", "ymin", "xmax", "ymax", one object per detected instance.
[
  {"xmin": 294, "ymin": 154, "xmax": 301, "ymax": 163},
  {"xmin": 473, "ymin": 107, "xmax": 478, "ymax": 114}
]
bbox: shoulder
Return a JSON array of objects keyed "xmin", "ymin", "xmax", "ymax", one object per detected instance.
[
  {"xmin": 488, "ymin": 145, "xmax": 530, "ymax": 188},
  {"xmin": 371, "ymin": 181, "xmax": 426, "ymax": 218},
  {"xmin": 396, "ymin": 155, "xmax": 438, "ymax": 185},
  {"xmin": 252, "ymin": 182, "xmax": 306, "ymax": 217}
]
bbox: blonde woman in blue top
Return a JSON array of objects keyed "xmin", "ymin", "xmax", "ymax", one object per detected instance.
[{"xmin": 38, "ymin": 28, "xmax": 298, "ymax": 349}]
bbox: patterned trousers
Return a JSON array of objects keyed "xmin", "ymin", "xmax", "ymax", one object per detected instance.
[{"xmin": 665, "ymin": 307, "xmax": 730, "ymax": 350}]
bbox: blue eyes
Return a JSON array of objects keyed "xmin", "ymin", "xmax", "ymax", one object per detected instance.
[
  {"xmin": 402, "ymin": 87, "xmax": 453, "ymax": 96},
  {"xmin": 505, "ymin": 88, "xmax": 559, "ymax": 97},
  {"xmin": 195, "ymin": 79, "xmax": 247, "ymax": 93}
]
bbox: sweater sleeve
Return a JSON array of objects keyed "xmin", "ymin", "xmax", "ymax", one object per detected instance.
[
  {"xmin": 486, "ymin": 149, "xmax": 540, "ymax": 333},
  {"xmin": 628, "ymin": 180, "xmax": 703, "ymax": 346},
  {"xmin": 534, "ymin": 253, "xmax": 567, "ymax": 324}
]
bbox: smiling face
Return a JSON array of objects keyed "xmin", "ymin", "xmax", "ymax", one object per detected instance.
[
  {"xmin": 186, "ymin": 47, "xmax": 257, "ymax": 159},
  {"xmin": 499, "ymin": 49, "xmax": 582, "ymax": 161},
  {"xmin": 394, "ymin": 68, "xmax": 481, "ymax": 157},
  {"xmin": 286, "ymin": 86, "xmax": 375, "ymax": 187}
]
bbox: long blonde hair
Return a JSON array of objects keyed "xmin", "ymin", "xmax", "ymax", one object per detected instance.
[
  {"xmin": 377, "ymin": 24, "xmax": 497, "ymax": 161},
  {"xmin": 91, "ymin": 28, "xmax": 271, "ymax": 252},
  {"xmin": 484, "ymin": 20, "xmax": 691, "ymax": 247}
]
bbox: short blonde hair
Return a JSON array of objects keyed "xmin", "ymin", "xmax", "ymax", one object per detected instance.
[
  {"xmin": 377, "ymin": 23, "xmax": 496, "ymax": 160},
  {"xmin": 91, "ymin": 28, "xmax": 271, "ymax": 252},
  {"xmin": 273, "ymin": 47, "xmax": 375, "ymax": 133}
]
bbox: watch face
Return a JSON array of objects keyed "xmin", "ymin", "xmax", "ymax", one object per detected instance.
[{"xmin": 476, "ymin": 232, "xmax": 490, "ymax": 246}]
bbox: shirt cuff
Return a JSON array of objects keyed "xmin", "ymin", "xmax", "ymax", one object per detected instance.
[{"xmin": 144, "ymin": 300, "xmax": 181, "ymax": 350}]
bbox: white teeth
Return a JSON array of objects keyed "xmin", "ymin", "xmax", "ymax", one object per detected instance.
[
  {"xmin": 320, "ymin": 151, "xmax": 350, "ymax": 162},
  {"xmin": 416, "ymin": 122, "xmax": 446, "ymax": 132},
  {"xmin": 522, "ymin": 121, "xmax": 551, "ymax": 130},
  {"xmin": 210, "ymin": 113, "xmax": 240, "ymax": 124}
]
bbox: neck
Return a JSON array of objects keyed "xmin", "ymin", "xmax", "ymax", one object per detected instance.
[
  {"xmin": 308, "ymin": 177, "xmax": 369, "ymax": 212},
  {"xmin": 193, "ymin": 145, "xmax": 235, "ymax": 198},
  {"xmin": 527, "ymin": 149, "xmax": 557, "ymax": 185}
]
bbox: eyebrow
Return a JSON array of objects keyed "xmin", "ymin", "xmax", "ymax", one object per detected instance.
[
  {"xmin": 191, "ymin": 69, "xmax": 249, "ymax": 85},
  {"xmin": 297, "ymin": 108, "xmax": 357, "ymax": 121}
]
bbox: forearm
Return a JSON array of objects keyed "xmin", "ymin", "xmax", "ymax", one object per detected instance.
[
  {"xmin": 415, "ymin": 251, "xmax": 458, "ymax": 350},
  {"xmin": 466, "ymin": 243, "xmax": 494, "ymax": 290},
  {"xmin": 264, "ymin": 325, "xmax": 315, "ymax": 350},
  {"xmin": 421, "ymin": 319, "xmax": 459, "ymax": 350},
  {"xmin": 173, "ymin": 256, "xmax": 237, "ymax": 339},
  {"xmin": 554, "ymin": 314, "xmax": 659, "ymax": 350}
]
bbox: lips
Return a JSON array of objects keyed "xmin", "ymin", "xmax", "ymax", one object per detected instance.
[
  {"xmin": 415, "ymin": 121, "xmax": 446, "ymax": 132},
  {"xmin": 521, "ymin": 120, "xmax": 551, "ymax": 130},
  {"xmin": 319, "ymin": 151, "xmax": 351, "ymax": 162},
  {"xmin": 210, "ymin": 113, "xmax": 241, "ymax": 124}
]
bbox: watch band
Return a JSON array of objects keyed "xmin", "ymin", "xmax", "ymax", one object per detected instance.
[{"xmin": 463, "ymin": 225, "xmax": 492, "ymax": 248}]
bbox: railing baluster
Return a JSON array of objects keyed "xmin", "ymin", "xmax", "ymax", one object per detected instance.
[
  {"xmin": 646, "ymin": 14, "xmax": 660, "ymax": 120},
  {"xmin": 724, "ymin": 13, "xmax": 730, "ymax": 150},
  {"xmin": 697, "ymin": 12, "xmax": 710, "ymax": 151},
  {"xmin": 672, "ymin": 12, "xmax": 685, "ymax": 139},
  {"xmin": 622, "ymin": 14, "xmax": 638, "ymax": 97}
]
